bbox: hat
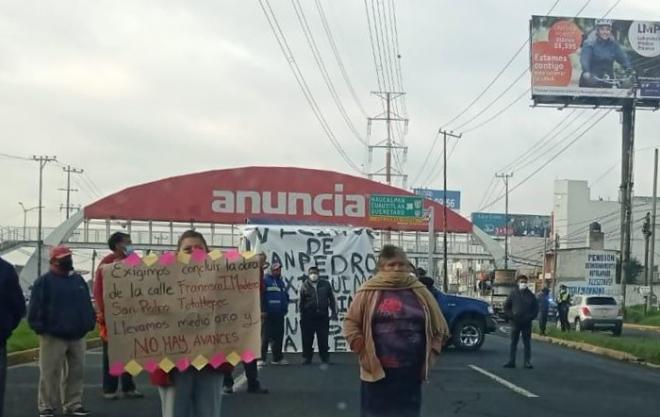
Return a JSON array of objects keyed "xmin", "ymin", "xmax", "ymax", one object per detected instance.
[
  {"xmin": 271, "ymin": 262, "xmax": 282, "ymax": 271},
  {"xmin": 50, "ymin": 245, "xmax": 72, "ymax": 260}
]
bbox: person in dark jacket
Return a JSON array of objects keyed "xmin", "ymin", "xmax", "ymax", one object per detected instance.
[
  {"xmin": 28, "ymin": 245, "xmax": 96, "ymax": 417},
  {"xmin": 416, "ymin": 268, "xmax": 440, "ymax": 298},
  {"xmin": 299, "ymin": 266, "xmax": 338, "ymax": 365},
  {"xmin": 93, "ymin": 232, "xmax": 143, "ymax": 400},
  {"xmin": 537, "ymin": 287, "xmax": 550, "ymax": 336},
  {"xmin": 579, "ymin": 19, "xmax": 633, "ymax": 88},
  {"xmin": 261, "ymin": 263, "xmax": 289, "ymax": 365},
  {"xmin": 503, "ymin": 275, "xmax": 539, "ymax": 369},
  {"xmin": 0, "ymin": 257, "xmax": 26, "ymax": 417}
]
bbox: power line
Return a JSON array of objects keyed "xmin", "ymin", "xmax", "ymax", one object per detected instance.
[
  {"xmin": 602, "ymin": 0, "xmax": 622, "ymax": 18},
  {"xmin": 463, "ymin": 88, "xmax": 530, "ymax": 134},
  {"xmin": 363, "ymin": 0, "xmax": 384, "ymax": 93},
  {"xmin": 258, "ymin": 0, "xmax": 361, "ymax": 173},
  {"xmin": 0, "ymin": 152, "xmax": 31, "ymax": 161}
]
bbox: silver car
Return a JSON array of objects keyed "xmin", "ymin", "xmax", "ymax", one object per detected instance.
[{"xmin": 568, "ymin": 295, "xmax": 623, "ymax": 336}]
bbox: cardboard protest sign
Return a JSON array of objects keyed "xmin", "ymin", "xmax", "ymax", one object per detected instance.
[
  {"xmin": 243, "ymin": 226, "xmax": 375, "ymax": 352},
  {"xmin": 103, "ymin": 250, "xmax": 261, "ymax": 376}
]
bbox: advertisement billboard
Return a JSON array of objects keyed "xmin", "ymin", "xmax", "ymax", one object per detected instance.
[
  {"xmin": 530, "ymin": 16, "xmax": 660, "ymax": 106},
  {"xmin": 472, "ymin": 212, "xmax": 550, "ymax": 237},
  {"xmin": 413, "ymin": 188, "xmax": 461, "ymax": 210}
]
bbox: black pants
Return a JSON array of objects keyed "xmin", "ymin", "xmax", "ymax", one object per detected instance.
[
  {"xmin": 509, "ymin": 321, "xmax": 532, "ymax": 365},
  {"xmin": 559, "ymin": 305, "xmax": 570, "ymax": 331},
  {"xmin": 301, "ymin": 313, "xmax": 330, "ymax": 362},
  {"xmin": 539, "ymin": 310, "xmax": 548, "ymax": 335},
  {"xmin": 361, "ymin": 367, "xmax": 422, "ymax": 417},
  {"xmin": 223, "ymin": 361, "xmax": 261, "ymax": 390},
  {"xmin": 102, "ymin": 341, "xmax": 136, "ymax": 394},
  {"xmin": 261, "ymin": 314, "xmax": 285, "ymax": 362},
  {"xmin": 1, "ymin": 344, "xmax": 6, "ymax": 417}
]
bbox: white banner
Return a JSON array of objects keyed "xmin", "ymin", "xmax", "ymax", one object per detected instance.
[{"xmin": 243, "ymin": 226, "xmax": 376, "ymax": 352}]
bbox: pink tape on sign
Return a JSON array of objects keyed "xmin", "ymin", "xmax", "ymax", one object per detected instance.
[
  {"xmin": 143, "ymin": 359, "xmax": 159, "ymax": 373},
  {"xmin": 176, "ymin": 357, "xmax": 191, "ymax": 372},
  {"xmin": 123, "ymin": 253, "xmax": 142, "ymax": 267},
  {"xmin": 191, "ymin": 248, "xmax": 207, "ymax": 263},
  {"xmin": 209, "ymin": 353, "xmax": 226, "ymax": 369},
  {"xmin": 241, "ymin": 350, "xmax": 256, "ymax": 363},
  {"xmin": 109, "ymin": 361, "xmax": 125, "ymax": 377},
  {"xmin": 159, "ymin": 251, "xmax": 176, "ymax": 266},
  {"xmin": 224, "ymin": 249, "xmax": 241, "ymax": 262}
]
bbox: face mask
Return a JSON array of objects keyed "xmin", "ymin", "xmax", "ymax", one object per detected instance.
[
  {"xmin": 519, "ymin": 283, "xmax": 528, "ymax": 290},
  {"xmin": 123, "ymin": 245, "xmax": 134, "ymax": 255},
  {"xmin": 309, "ymin": 274, "xmax": 319, "ymax": 282},
  {"xmin": 58, "ymin": 257, "xmax": 74, "ymax": 272}
]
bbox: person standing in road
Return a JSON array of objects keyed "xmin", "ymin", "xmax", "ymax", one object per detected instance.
[
  {"xmin": 344, "ymin": 245, "xmax": 449, "ymax": 417},
  {"xmin": 415, "ymin": 267, "xmax": 440, "ymax": 298},
  {"xmin": 28, "ymin": 245, "xmax": 96, "ymax": 417},
  {"xmin": 537, "ymin": 287, "xmax": 550, "ymax": 336},
  {"xmin": 261, "ymin": 263, "xmax": 289, "ymax": 365},
  {"xmin": 93, "ymin": 232, "xmax": 143, "ymax": 400},
  {"xmin": 557, "ymin": 284, "xmax": 572, "ymax": 332},
  {"xmin": 299, "ymin": 266, "xmax": 338, "ymax": 365},
  {"xmin": 0, "ymin": 257, "xmax": 26, "ymax": 417},
  {"xmin": 503, "ymin": 275, "xmax": 539, "ymax": 369}
]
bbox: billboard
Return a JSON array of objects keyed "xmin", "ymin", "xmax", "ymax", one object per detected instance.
[
  {"xmin": 413, "ymin": 188, "xmax": 461, "ymax": 210},
  {"xmin": 530, "ymin": 16, "xmax": 660, "ymax": 105},
  {"xmin": 472, "ymin": 212, "xmax": 550, "ymax": 237}
]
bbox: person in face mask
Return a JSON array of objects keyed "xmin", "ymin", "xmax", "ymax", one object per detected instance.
[
  {"xmin": 93, "ymin": 232, "xmax": 143, "ymax": 400},
  {"xmin": 299, "ymin": 266, "xmax": 338, "ymax": 365},
  {"xmin": 28, "ymin": 245, "xmax": 96, "ymax": 417},
  {"xmin": 503, "ymin": 275, "xmax": 539, "ymax": 369}
]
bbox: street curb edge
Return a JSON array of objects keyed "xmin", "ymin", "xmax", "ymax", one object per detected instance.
[{"xmin": 7, "ymin": 338, "xmax": 102, "ymax": 366}]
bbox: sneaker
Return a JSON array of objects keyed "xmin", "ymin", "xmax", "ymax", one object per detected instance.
[
  {"xmin": 524, "ymin": 363, "xmax": 534, "ymax": 369},
  {"xmin": 272, "ymin": 359, "xmax": 289, "ymax": 366},
  {"xmin": 503, "ymin": 362, "xmax": 516, "ymax": 369},
  {"xmin": 257, "ymin": 360, "xmax": 267, "ymax": 367},
  {"xmin": 247, "ymin": 386, "xmax": 270, "ymax": 394},
  {"xmin": 123, "ymin": 390, "xmax": 144, "ymax": 399},
  {"xmin": 65, "ymin": 407, "xmax": 91, "ymax": 416},
  {"xmin": 102, "ymin": 392, "xmax": 118, "ymax": 400},
  {"xmin": 39, "ymin": 410, "xmax": 55, "ymax": 417},
  {"xmin": 223, "ymin": 386, "xmax": 234, "ymax": 395}
]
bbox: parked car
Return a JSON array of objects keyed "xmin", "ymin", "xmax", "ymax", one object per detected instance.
[
  {"xmin": 435, "ymin": 291, "xmax": 498, "ymax": 351},
  {"xmin": 568, "ymin": 295, "xmax": 623, "ymax": 336}
]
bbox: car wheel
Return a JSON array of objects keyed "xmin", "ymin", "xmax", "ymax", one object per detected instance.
[
  {"xmin": 575, "ymin": 318, "xmax": 583, "ymax": 332},
  {"xmin": 453, "ymin": 318, "xmax": 485, "ymax": 351},
  {"xmin": 612, "ymin": 324, "xmax": 622, "ymax": 337}
]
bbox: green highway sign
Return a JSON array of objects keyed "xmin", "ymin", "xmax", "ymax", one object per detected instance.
[{"xmin": 369, "ymin": 194, "xmax": 424, "ymax": 219}]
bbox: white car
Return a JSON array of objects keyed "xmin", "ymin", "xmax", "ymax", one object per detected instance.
[{"xmin": 568, "ymin": 295, "xmax": 623, "ymax": 336}]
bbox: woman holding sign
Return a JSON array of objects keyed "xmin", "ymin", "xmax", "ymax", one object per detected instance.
[{"xmin": 344, "ymin": 245, "xmax": 449, "ymax": 417}]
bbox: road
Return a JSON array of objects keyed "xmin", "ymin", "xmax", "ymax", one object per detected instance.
[{"xmin": 6, "ymin": 333, "xmax": 660, "ymax": 417}]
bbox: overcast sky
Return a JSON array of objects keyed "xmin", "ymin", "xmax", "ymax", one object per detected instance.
[{"xmin": 2, "ymin": 0, "xmax": 660, "ymax": 236}]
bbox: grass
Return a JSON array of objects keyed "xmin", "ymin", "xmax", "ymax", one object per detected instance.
[
  {"xmin": 7, "ymin": 320, "xmax": 99, "ymax": 354},
  {"xmin": 624, "ymin": 304, "xmax": 660, "ymax": 326},
  {"xmin": 537, "ymin": 326, "xmax": 660, "ymax": 365}
]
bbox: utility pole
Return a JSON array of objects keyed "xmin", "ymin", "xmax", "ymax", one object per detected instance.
[
  {"xmin": 32, "ymin": 155, "xmax": 57, "ymax": 278},
  {"xmin": 427, "ymin": 206, "xmax": 435, "ymax": 281},
  {"xmin": 643, "ymin": 212, "xmax": 652, "ymax": 313},
  {"xmin": 439, "ymin": 129, "xmax": 461, "ymax": 292},
  {"xmin": 18, "ymin": 202, "xmax": 40, "ymax": 240},
  {"xmin": 91, "ymin": 249, "xmax": 98, "ymax": 287},
  {"xmin": 367, "ymin": 91, "xmax": 409, "ymax": 186},
  {"xmin": 552, "ymin": 233, "xmax": 560, "ymax": 296},
  {"xmin": 496, "ymin": 172, "xmax": 514, "ymax": 269},
  {"xmin": 649, "ymin": 148, "xmax": 658, "ymax": 312},
  {"xmin": 59, "ymin": 165, "xmax": 83, "ymax": 219},
  {"xmin": 619, "ymin": 98, "xmax": 636, "ymax": 311}
]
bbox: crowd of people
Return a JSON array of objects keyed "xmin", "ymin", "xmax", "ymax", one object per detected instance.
[{"xmin": 0, "ymin": 232, "xmax": 569, "ymax": 417}]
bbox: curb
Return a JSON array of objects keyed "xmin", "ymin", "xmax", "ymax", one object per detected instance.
[
  {"xmin": 532, "ymin": 334, "xmax": 660, "ymax": 370},
  {"xmin": 7, "ymin": 338, "xmax": 103, "ymax": 367},
  {"xmin": 623, "ymin": 323, "xmax": 660, "ymax": 333}
]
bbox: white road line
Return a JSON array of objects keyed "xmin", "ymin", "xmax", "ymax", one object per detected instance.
[
  {"xmin": 468, "ymin": 365, "xmax": 539, "ymax": 398},
  {"xmin": 232, "ymin": 362, "xmax": 265, "ymax": 391}
]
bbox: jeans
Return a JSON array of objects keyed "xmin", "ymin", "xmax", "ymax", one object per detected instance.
[
  {"xmin": 301, "ymin": 313, "xmax": 330, "ymax": 362},
  {"xmin": 261, "ymin": 314, "xmax": 285, "ymax": 362},
  {"xmin": 102, "ymin": 341, "xmax": 136, "ymax": 394},
  {"xmin": 222, "ymin": 361, "xmax": 260, "ymax": 390},
  {"xmin": 172, "ymin": 368, "xmax": 223, "ymax": 417},
  {"xmin": 0, "ymin": 344, "xmax": 6, "ymax": 417},
  {"xmin": 509, "ymin": 321, "xmax": 532, "ymax": 365}
]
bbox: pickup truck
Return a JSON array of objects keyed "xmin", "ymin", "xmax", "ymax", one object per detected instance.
[{"xmin": 435, "ymin": 291, "xmax": 498, "ymax": 351}]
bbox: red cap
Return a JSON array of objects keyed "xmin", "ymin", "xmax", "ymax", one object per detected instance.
[{"xmin": 49, "ymin": 245, "xmax": 72, "ymax": 260}]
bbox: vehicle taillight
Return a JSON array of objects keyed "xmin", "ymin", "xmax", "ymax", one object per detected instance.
[{"xmin": 582, "ymin": 306, "xmax": 591, "ymax": 316}]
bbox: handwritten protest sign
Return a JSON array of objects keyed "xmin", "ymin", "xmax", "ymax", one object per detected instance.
[
  {"xmin": 243, "ymin": 226, "xmax": 375, "ymax": 352},
  {"xmin": 103, "ymin": 251, "xmax": 261, "ymax": 376}
]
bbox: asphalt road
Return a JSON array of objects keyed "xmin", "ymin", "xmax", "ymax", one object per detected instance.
[{"xmin": 6, "ymin": 333, "xmax": 660, "ymax": 417}]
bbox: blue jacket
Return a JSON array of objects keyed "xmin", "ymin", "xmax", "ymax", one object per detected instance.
[
  {"xmin": 580, "ymin": 33, "xmax": 632, "ymax": 78},
  {"xmin": 0, "ymin": 258, "xmax": 26, "ymax": 345},
  {"xmin": 28, "ymin": 270, "xmax": 96, "ymax": 340},
  {"xmin": 262, "ymin": 274, "xmax": 289, "ymax": 315}
]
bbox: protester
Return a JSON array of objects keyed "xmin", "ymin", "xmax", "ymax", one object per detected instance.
[
  {"xmin": 152, "ymin": 230, "xmax": 224, "ymax": 417},
  {"xmin": 0, "ymin": 257, "xmax": 26, "ymax": 417},
  {"xmin": 299, "ymin": 266, "xmax": 338, "ymax": 365},
  {"xmin": 503, "ymin": 275, "xmax": 539, "ymax": 369},
  {"xmin": 415, "ymin": 267, "xmax": 440, "ymax": 298},
  {"xmin": 93, "ymin": 232, "xmax": 143, "ymax": 400},
  {"xmin": 261, "ymin": 262, "xmax": 289, "ymax": 365},
  {"xmin": 28, "ymin": 245, "xmax": 96, "ymax": 417},
  {"xmin": 557, "ymin": 284, "xmax": 572, "ymax": 332},
  {"xmin": 344, "ymin": 245, "xmax": 449, "ymax": 417},
  {"xmin": 537, "ymin": 287, "xmax": 550, "ymax": 336}
]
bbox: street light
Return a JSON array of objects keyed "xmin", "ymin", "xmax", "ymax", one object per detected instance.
[{"xmin": 18, "ymin": 202, "xmax": 41, "ymax": 241}]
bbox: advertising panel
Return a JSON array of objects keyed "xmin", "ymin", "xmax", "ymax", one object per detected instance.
[
  {"xmin": 472, "ymin": 212, "xmax": 550, "ymax": 237},
  {"xmin": 530, "ymin": 16, "xmax": 660, "ymax": 105},
  {"xmin": 413, "ymin": 188, "xmax": 461, "ymax": 210}
]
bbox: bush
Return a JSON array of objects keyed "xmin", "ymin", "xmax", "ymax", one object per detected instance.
[{"xmin": 7, "ymin": 320, "xmax": 99, "ymax": 354}]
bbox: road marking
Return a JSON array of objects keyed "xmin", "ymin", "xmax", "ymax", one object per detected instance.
[
  {"xmin": 232, "ymin": 362, "xmax": 265, "ymax": 391},
  {"xmin": 468, "ymin": 365, "xmax": 539, "ymax": 398}
]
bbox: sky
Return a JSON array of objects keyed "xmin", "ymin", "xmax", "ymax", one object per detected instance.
[{"xmin": 2, "ymin": 0, "xmax": 660, "ymax": 239}]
